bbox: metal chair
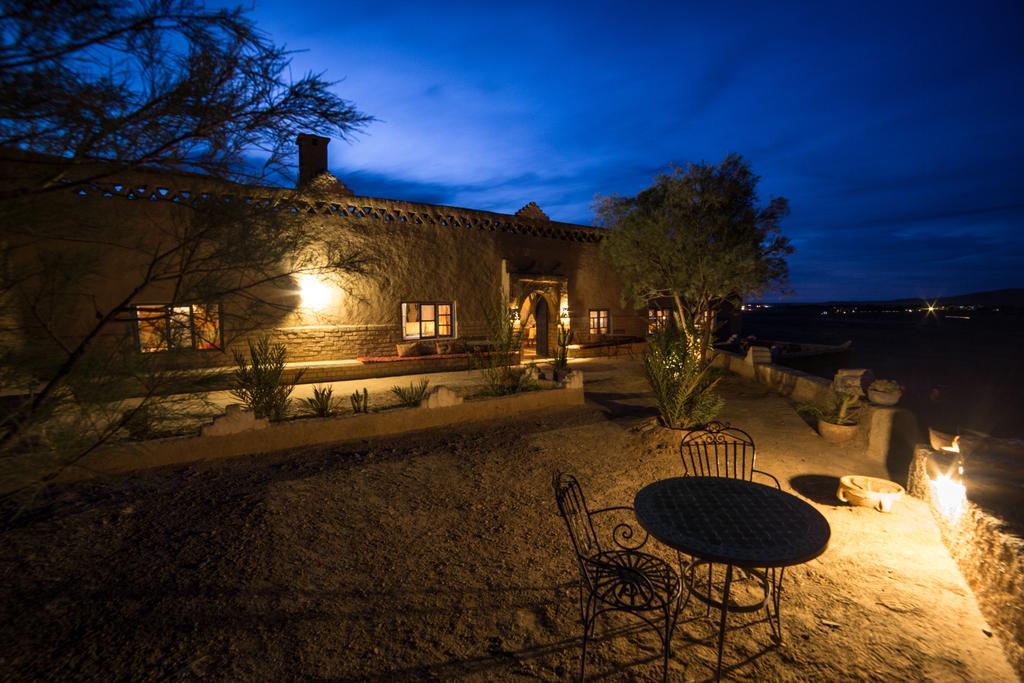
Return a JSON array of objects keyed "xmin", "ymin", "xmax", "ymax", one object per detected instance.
[
  {"xmin": 553, "ymin": 472, "xmax": 682, "ymax": 682},
  {"xmin": 679, "ymin": 421, "xmax": 780, "ymax": 488},
  {"xmin": 678, "ymin": 421, "xmax": 784, "ymax": 641}
]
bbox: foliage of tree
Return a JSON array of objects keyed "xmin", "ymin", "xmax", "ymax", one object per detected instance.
[
  {"xmin": 597, "ymin": 154, "xmax": 793, "ymax": 361},
  {"xmin": 0, "ymin": 0, "xmax": 370, "ymax": 191},
  {"xmin": 0, "ymin": 0, "xmax": 371, "ymax": 498}
]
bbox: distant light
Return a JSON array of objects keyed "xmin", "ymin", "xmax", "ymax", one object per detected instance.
[{"xmin": 298, "ymin": 273, "xmax": 333, "ymax": 311}]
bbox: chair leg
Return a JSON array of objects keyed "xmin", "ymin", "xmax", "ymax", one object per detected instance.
[
  {"xmin": 579, "ymin": 593, "xmax": 596, "ymax": 683},
  {"xmin": 661, "ymin": 598, "xmax": 681, "ymax": 683}
]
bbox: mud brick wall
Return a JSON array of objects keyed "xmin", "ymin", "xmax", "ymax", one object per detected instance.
[
  {"xmin": 907, "ymin": 446, "xmax": 1024, "ymax": 678},
  {"xmin": 269, "ymin": 325, "xmax": 395, "ymax": 361}
]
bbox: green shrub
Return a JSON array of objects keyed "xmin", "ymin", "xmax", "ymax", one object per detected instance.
[
  {"xmin": 643, "ymin": 328, "xmax": 724, "ymax": 429},
  {"xmin": 391, "ymin": 378, "xmax": 430, "ymax": 407},
  {"xmin": 553, "ymin": 324, "xmax": 573, "ymax": 374},
  {"xmin": 476, "ymin": 289, "xmax": 536, "ymax": 396},
  {"xmin": 350, "ymin": 387, "xmax": 369, "ymax": 413},
  {"xmin": 231, "ymin": 336, "xmax": 301, "ymax": 420},
  {"xmin": 798, "ymin": 389, "xmax": 860, "ymax": 425},
  {"xmin": 303, "ymin": 385, "xmax": 337, "ymax": 417}
]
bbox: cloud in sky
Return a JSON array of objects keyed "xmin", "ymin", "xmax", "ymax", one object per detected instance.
[{"xmin": 249, "ymin": 0, "xmax": 1024, "ymax": 301}]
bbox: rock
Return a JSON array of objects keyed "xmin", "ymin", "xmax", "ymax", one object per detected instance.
[
  {"xmin": 421, "ymin": 385, "xmax": 463, "ymax": 409},
  {"xmin": 201, "ymin": 404, "xmax": 269, "ymax": 437},
  {"xmin": 833, "ymin": 368, "xmax": 874, "ymax": 398}
]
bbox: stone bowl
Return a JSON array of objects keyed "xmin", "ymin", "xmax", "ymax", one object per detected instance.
[{"xmin": 837, "ymin": 475, "xmax": 905, "ymax": 513}]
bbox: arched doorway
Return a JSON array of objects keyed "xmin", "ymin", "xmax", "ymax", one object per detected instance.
[
  {"xmin": 519, "ymin": 291, "xmax": 554, "ymax": 359},
  {"xmin": 534, "ymin": 295, "xmax": 549, "ymax": 357}
]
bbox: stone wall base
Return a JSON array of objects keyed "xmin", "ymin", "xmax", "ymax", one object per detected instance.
[{"xmin": 908, "ymin": 446, "xmax": 1024, "ymax": 678}]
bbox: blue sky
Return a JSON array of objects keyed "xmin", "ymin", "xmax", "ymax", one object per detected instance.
[{"xmin": 248, "ymin": 0, "xmax": 1024, "ymax": 301}]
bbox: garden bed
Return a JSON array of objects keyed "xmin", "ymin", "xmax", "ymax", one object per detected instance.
[{"xmin": 39, "ymin": 373, "xmax": 583, "ymax": 487}]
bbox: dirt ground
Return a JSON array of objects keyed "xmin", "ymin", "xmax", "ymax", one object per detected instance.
[{"xmin": 1, "ymin": 359, "xmax": 1017, "ymax": 681}]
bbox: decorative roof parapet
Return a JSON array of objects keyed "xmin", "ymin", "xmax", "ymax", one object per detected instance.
[
  {"xmin": 515, "ymin": 201, "xmax": 550, "ymax": 221},
  {"xmin": 306, "ymin": 172, "xmax": 354, "ymax": 197},
  {"xmin": 66, "ymin": 180, "xmax": 604, "ymax": 244}
]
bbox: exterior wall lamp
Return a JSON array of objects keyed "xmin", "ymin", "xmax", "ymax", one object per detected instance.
[{"xmin": 298, "ymin": 273, "xmax": 334, "ymax": 312}]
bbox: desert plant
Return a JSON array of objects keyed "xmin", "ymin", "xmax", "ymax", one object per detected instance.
[
  {"xmin": 391, "ymin": 379, "xmax": 430, "ymax": 407},
  {"xmin": 799, "ymin": 389, "xmax": 860, "ymax": 426},
  {"xmin": 350, "ymin": 387, "xmax": 369, "ymax": 413},
  {"xmin": 231, "ymin": 337, "xmax": 302, "ymax": 420},
  {"xmin": 303, "ymin": 385, "xmax": 338, "ymax": 417},
  {"xmin": 643, "ymin": 328, "xmax": 724, "ymax": 429},
  {"xmin": 553, "ymin": 324, "xmax": 573, "ymax": 374},
  {"xmin": 475, "ymin": 289, "xmax": 536, "ymax": 396}
]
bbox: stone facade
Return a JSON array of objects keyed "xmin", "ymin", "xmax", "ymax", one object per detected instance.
[{"xmin": 2, "ymin": 148, "xmax": 646, "ymax": 378}]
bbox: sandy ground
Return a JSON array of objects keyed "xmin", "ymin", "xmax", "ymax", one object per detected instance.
[{"xmin": 1, "ymin": 359, "xmax": 1017, "ymax": 681}]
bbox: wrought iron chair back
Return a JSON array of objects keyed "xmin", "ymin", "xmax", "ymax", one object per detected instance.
[
  {"xmin": 552, "ymin": 472, "xmax": 602, "ymax": 563},
  {"xmin": 680, "ymin": 421, "xmax": 778, "ymax": 487},
  {"xmin": 552, "ymin": 472, "xmax": 682, "ymax": 682}
]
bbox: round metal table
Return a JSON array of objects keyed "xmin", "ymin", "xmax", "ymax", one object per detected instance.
[{"xmin": 634, "ymin": 476, "xmax": 831, "ymax": 679}]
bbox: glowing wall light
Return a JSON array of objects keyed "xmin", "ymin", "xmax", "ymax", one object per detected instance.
[
  {"xmin": 932, "ymin": 436, "xmax": 966, "ymax": 522},
  {"xmin": 298, "ymin": 273, "xmax": 334, "ymax": 312},
  {"xmin": 931, "ymin": 474, "xmax": 966, "ymax": 522}
]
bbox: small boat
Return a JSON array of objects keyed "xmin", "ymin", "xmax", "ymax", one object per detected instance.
[{"xmin": 740, "ymin": 337, "xmax": 853, "ymax": 360}]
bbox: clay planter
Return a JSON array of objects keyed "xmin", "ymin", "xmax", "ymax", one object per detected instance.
[
  {"xmin": 837, "ymin": 475, "xmax": 905, "ymax": 512},
  {"xmin": 816, "ymin": 419, "xmax": 858, "ymax": 443},
  {"xmin": 867, "ymin": 388, "xmax": 902, "ymax": 406}
]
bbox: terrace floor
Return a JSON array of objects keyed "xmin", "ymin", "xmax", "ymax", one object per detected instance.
[{"xmin": 1, "ymin": 359, "xmax": 1017, "ymax": 681}]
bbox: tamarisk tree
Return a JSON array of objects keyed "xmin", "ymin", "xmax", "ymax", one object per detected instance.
[
  {"xmin": 597, "ymin": 154, "xmax": 793, "ymax": 361},
  {"xmin": 0, "ymin": 0, "xmax": 372, "ymax": 496}
]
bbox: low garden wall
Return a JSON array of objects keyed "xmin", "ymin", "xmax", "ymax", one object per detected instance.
[
  {"xmin": 48, "ymin": 372, "xmax": 584, "ymax": 486},
  {"xmin": 567, "ymin": 341, "xmax": 647, "ymax": 359},
  {"xmin": 713, "ymin": 349, "xmax": 920, "ymax": 483},
  {"xmin": 907, "ymin": 446, "xmax": 1024, "ymax": 678}
]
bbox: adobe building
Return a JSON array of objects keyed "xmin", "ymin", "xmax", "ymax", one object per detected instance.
[{"xmin": 2, "ymin": 136, "xmax": 653, "ymax": 386}]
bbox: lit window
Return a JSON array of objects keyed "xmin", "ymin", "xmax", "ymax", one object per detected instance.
[
  {"xmin": 135, "ymin": 304, "xmax": 222, "ymax": 352},
  {"xmin": 402, "ymin": 302, "xmax": 454, "ymax": 340},
  {"xmin": 648, "ymin": 308, "xmax": 670, "ymax": 334},
  {"xmin": 589, "ymin": 309, "xmax": 610, "ymax": 336}
]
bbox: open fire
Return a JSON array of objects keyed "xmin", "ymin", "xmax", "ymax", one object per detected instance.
[{"xmin": 931, "ymin": 436, "xmax": 967, "ymax": 522}]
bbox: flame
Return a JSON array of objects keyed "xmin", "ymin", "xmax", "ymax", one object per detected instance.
[
  {"xmin": 941, "ymin": 435, "xmax": 960, "ymax": 454},
  {"xmin": 930, "ymin": 473, "xmax": 966, "ymax": 522}
]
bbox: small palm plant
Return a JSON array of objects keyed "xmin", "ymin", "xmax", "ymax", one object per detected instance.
[
  {"xmin": 350, "ymin": 387, "xmax": 369, "ymax": 413},
  {"xmin": 391, "ymin": 378, "xmax": 430, "ymax": 407},
  {"xmin": 303, "ymin": 385, "xmax": 338, "ymax": 417},
  {"xmin": 799, "ymin": 388, "xmax": 860, "ymax": 425},
  {"xmin": 643, "ymin": 328, "xmax": 724, "ymax": 429},
  {"xmin": 231, "ymin": 336, "xmax": 302, "ymax": 420}
]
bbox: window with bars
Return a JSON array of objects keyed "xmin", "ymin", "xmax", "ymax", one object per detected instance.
[
  {"xmin": 589, "ymin": 308, "xmax": 610, "ymax": 336},
  {"xmin": 402, "ymin": 302, "xmax": 454, "ymax": 340},
  {"xmin": 135, "ymin": 303, "xmax": 222, "ymax": 352},
  {"xmin": 648, "ymin": 308, "xmax": 671, "ymax": 334}
]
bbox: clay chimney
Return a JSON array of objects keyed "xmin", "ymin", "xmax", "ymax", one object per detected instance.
[{"xmin": 297, "ymin": 134, "xmax": 330, "ymax": 186}]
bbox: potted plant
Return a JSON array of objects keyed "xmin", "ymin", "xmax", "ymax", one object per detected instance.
[
  {"xmin": 867, "ymin": 379, "xmax": 902, "ymax": 406},
  {"xmin": 799, "ymin": 389, "xmax": 860, "ymax": 443}
]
